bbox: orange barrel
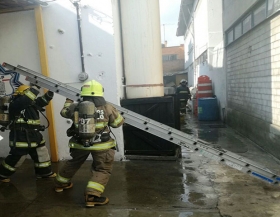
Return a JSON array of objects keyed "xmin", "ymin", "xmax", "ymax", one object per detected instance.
[
  {"xmin": 194, "ymin": 75, "xmax": 213, "ymax": 116},
  {"xmin": 197, "ymin": 75, "xmax": 213, "ymax": 98}
]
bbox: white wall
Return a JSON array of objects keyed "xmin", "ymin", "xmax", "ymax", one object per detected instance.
[
  {"xmin": 0, "ymin": 10, "xmax": 46, "ymax": 157},
  {"xmin": 194, "ymin": 0, "xmax": 208, "ymax": 58},
  {"xmin": 0, "ymin": 0, "xmax": 124, "ymax": 160},
  {"xmin": 207, "ymin": 0, "xmax": 223, "ymax": 47}
]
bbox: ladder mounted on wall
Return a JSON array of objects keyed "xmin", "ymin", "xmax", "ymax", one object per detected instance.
[{"xmin": 2, "ymin": 62, "xmax": 280, "ymax": 186}]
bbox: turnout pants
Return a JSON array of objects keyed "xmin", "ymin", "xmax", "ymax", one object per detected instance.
[
  {"xmin": 55, "ymin": 148, "xmax": 115, "ymax": 197},
  {"xmin": 0, "ymin": 145, "xmax": 52, "ymax": 179}
]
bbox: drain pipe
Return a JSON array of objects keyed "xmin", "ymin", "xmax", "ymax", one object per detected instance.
[
  {"xmin": 73, "ymin": 1, "xmax": 88, "ymax": 81},
  {"xmin": 117, "ymin": 0, "xmax": 127, "ymax": 99}
]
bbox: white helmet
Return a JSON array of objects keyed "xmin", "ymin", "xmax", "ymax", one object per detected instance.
[{"xmin": 180, "ymin": 79, "xmax": 187, "ymax": 85}]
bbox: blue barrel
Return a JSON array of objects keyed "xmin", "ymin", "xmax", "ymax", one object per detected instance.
[{"xmin": 198, "ymin": 97, "xmax": 219, "ymax": 121}]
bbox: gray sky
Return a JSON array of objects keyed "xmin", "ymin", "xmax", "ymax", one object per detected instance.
[{"xmin": 159, "ymin": 0, "xmax": 184, "ymax": 47}]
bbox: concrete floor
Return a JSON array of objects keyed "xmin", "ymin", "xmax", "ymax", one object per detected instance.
[{"xmin": 1, "ymin": 112, "xmax": 280, "ymax": 217}]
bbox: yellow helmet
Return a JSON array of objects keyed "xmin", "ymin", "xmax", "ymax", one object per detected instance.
[
  {"xmin": 80, "ymin": 80, "xmax": 104, "ymax": 97},
  {"xmin": 13, "ymin": 85, "xmax": 30, "ymax": 95}
]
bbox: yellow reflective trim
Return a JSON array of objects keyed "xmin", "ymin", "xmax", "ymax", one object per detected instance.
[
  {"xmin": 87, "ymin": 181, "xmax": 104, "ymax": 193},
  {"xmin": 2, "ymin": 161, "xmax": 16, "ymax": 171},
  {"xmin": 56, "ymin": 174, "xmax": 70, "ymax": 184},
  {"xmin": 24, "ymin": 89, "xmax": 36, "ymax": 100},
  {"xmin": 64, "ymin": 103, "xmax": 72, "ymax": 107},
  {"xmin": 61, "ymin": 109, "xmax": 68, "ymax": 117},
  {"xmin": 34, "ymin": 161, "xmax": 51, "ymax": 168},
  {"xmin": 95, "ymin": 122, "xmax": 108, "ymax": 129},
  {"xmin": 15, "ymin": 118, "xmax": 40, "ymax": 125},
  {"xmin": 9, "ymin": 140, "xmax": 45, "ymax": 148},
  {"xmin": 68, "ymin": 139, "xmax": 115, "ymax": 151},
  {"xmin": 111, "ymin": 114, "xmax": 123, "ymax": 127}
]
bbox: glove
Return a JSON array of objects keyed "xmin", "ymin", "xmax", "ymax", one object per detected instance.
[
  {"xmin": 31, "ymin": 83, "xmax": 41, "ymax": 89},
  {"xmin": 44, "ymin": 91, "xmax": 54, "ymax": 101},
  {"xmin": 66, "ymin": 98, "xmax": 74, "ymax": 103}
]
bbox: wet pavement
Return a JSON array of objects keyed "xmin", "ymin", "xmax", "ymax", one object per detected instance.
[{"xmin": 1, "ymin": 112, "xmax": 280, "ymax": 217}]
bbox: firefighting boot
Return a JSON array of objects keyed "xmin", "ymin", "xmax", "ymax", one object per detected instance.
[
  {"xmin": 37, "ymin": 172, "xmax": 57, "ymax": 179},
  {"xmin": 54, "ymin": 182, "xmax": 73, "ymax": 193},
  {"xmin": 85, "ymin": 194, "xmax": 109, "ymax": 207},
  {"xmin": 0, "ymin": 176, "xmax": 10, "ymax": 183}
]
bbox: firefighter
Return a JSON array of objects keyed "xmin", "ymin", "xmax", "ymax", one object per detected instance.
[
  {"xmin": 54, "ymin": 79, "xmax": 124, "ymax": 208},
  {"xmin": 0, "ymin": 85, "xmax": 56, "ymax": 183},
  {"xmin": 176, "ymin": 79, "xmax": 190, "ymax": 95},
  {"xmin": 176, "ymin": 79, "xmax": 191, "ymax": 114}
]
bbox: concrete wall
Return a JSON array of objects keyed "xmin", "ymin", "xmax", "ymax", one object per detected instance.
[
  {"xmin": 226, "ymin": 14, "xmax": 280, "ymax": 158},
  {"xmin": 223, "ymin": 0, "xmax": 258, "ymax": 30},
  {"xmin": 0, "ymin": 0, "xmax": 124, "ymax": 160}
]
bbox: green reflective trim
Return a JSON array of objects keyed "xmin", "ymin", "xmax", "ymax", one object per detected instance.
[
  {"xmin": 95, "ymin": 122, "xmax": 108, "ymax": 129},
  {"xmin": 34, "ymin": 161, "xmax": 51, "ymax": 168},
  {"xmin": 9, "ymin": 140, "xmax": 45, "ymax": 148},
  {"xmin": 64, "ymin": 103, "xmax": 71, "ymax": 107},
  {"xmin": 56, "ymin": 174, "xmax": 70, "ymax": 184},
  {"xmin": 24, "ymin": 89, "xmax": 36, "ymax": 100},
  {"xmin": 2, "ymin": 161, "xmax": 16, "ymax": 171},
  {"xmin": 61, "ymin": 109, "xmax": 68, "ymax": 117},
  {"xmin": 111, "ymin": 114, "xmax": 123, "ymax": 127},
  {"xmin": 68, "ymin": 139, "xmax": 115, "ymax": 151},
  {"xmin": 87, "ymin": 181, "xmax": 104, "ymax": 193},
  {"xmin": 16, "ymin": 118, "xmax": 40, "ymax": 125}
]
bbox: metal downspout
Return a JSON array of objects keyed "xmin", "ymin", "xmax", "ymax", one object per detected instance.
[
  {"xmin": 73, "ymin": 1, "xmax": 88, "ymax": 81},
  {"xmin": 117, "ymin": 0, "xmax": 127, "ymax": 99},
  {"xmin": 34, "ymin": 6, "xmax": 59, "ymax": 162}
]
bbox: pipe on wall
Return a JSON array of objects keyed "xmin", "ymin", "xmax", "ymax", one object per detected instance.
[{"xmin": 73, "ymin": 1, "xmax": 88, "ymax": 81}]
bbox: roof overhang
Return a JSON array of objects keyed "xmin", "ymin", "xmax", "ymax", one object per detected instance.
[
  {"xmin": 164, "ymin": 70, "xmax": 188, "ymax": 77},
  {"xmin": 176, "ymin": 0, "xmax": 194, "ymax": 37},
  {"xmin": 0, "ymin": 0, "xmax": 49, "ymax": 14}
]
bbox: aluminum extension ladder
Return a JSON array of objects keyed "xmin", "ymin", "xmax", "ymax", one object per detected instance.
[{"xmin": 3, "ymin": 62, "xmax": 280, "ymax": 186}]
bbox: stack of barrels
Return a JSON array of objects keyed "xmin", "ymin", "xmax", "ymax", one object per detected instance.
[{"xmin": 194, "ymin": 75, "xmax": 213, "ymax": 116}]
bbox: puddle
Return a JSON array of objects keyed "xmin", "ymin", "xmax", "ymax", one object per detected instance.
[
  {"xmin": 188, "ymin": 192, "xmax": 205, "ymax": 206},
  {"xmin": 184, "ymin": 160, "xmax": 193, "ymax": 164},
  {"xmin": 184, "ymin": 174, "xmax": 197, "ymax": 184}
]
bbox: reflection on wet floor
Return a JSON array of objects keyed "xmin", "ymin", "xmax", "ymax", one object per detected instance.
[{"xmin": 2, "ymin": 111, "xmax": 268, "ymax": 217}]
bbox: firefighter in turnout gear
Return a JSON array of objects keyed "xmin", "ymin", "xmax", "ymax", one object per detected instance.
[
  {"xmin": 54, "ymin": 80, "xmax": 124, "ymax": 208},
  {"xmin": 0, "ymin": 85, "xmax": 56, "ymax": 183},
  {"xmin": 176, "ymin": 79, "xmax": 191, "ymax": 114}
]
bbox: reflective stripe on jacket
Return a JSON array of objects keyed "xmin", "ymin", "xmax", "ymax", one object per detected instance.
[
  {"xmin": 68, "ymin": 138, "xmax": 116, "ymax": 151},
  {"xmin": 9, "ymin": 140, "xmax": 45, "ymax": 148},
  {"xmin": 15, "ymin": 118, "xmax": 40, "ymax": 125}
]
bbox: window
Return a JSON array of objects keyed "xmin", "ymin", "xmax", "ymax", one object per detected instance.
[
  {"xmin": 234, "ymin": 23, "xmax": 242, "ymax": 39},
  {"xmin": 254, "ymin": 3, "xmax": 266, "ymax": 25},
  {"xmin": 227, "ymin": 29, "xmax": 233, "ymax": 44},
  {"xmin": 226, "ymin": 0, "xmax": 280, "ymax": 45},
  {"xmin": 268, "ymin": 0, "xmax": 280, "ymax": 16},
  {"xmin": 170, "ymin": 55, "xmax": 177, "ymax": 61},
  {"xmin": 242, "ymin": 14, "xmax": 252, "ymax": 34},
  {"xmin": 162, "ymin": 55, "xmax": 169, "ymax": 61},
  {"xmin": 162, "ymin": 54, "xmax": 177, "ymax": 61}
]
